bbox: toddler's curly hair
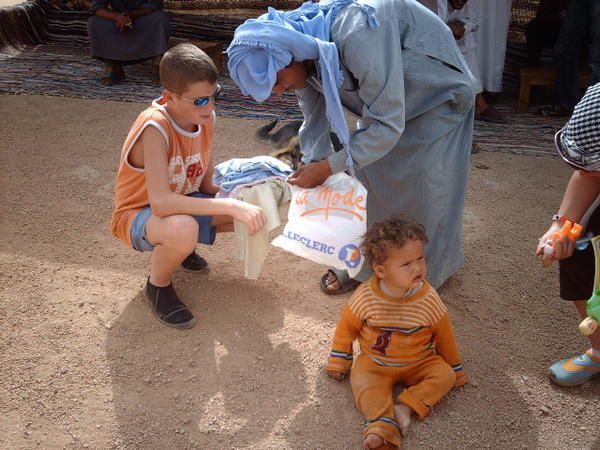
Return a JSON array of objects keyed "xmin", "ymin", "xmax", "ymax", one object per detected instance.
[{"xmin": 361, "ymin": 216, "xmax": 428, "ymax": 267}]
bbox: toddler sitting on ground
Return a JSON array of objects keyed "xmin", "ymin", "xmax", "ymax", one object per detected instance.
[{"xmin": 326, "ymin": 216, "xmax": 467, "ymax": 449}]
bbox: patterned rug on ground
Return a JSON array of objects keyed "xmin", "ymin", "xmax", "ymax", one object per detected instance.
[
  {"xmin": 0, "ymin": 43, "xmax": 302, "ymax": 121},
  {"xmin": 0, "ymin": 43, "xmax": 566, "ymax": 156}
]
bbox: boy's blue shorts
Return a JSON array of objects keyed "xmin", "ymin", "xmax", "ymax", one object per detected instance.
[{"xmin": 130, "ymin": 192, "xmax": 217, "ymax": 252}]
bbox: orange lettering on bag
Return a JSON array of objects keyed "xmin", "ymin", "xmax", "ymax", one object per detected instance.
[{"xmin": 300, "ymin": 186, "xmax": 367, "ymax": 221}]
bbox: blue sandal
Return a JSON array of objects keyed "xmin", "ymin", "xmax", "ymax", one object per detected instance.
[{"xmin": 548, "ymin": 350, "xmax": 600, "ymax": 387}]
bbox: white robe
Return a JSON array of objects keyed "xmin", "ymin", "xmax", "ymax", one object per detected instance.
[
  {"xmin": 475, "ymin": 0, "xmax": 513, "ymax": 92},
  {"xmin": 431, "ymin": 0, "xmax": 483, "ymax": 93}
]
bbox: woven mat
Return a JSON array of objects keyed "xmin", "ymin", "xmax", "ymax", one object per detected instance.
[
  {"xmin": 0, "ymin": 43, "xmax": 565, "ymax": 156},
  {"xmin": 472, "ymin": 101, "xmax": 565, "ymax": 157},
  {"xmin": 0, "ymin": 43, "xmax": 302, "ymax": 120}
]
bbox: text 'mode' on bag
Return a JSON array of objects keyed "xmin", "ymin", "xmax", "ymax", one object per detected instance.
[{"xmin": 272, "ymin": 173, "xmax": 367, "ymax": 278}]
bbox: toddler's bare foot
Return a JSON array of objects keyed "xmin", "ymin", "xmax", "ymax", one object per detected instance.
[
  {"xmin": 363, "ymin": 433, "xmax": 384, "ymax": 449},
  {"xmin": 394, "ymin": 403, "xmax": 412, "ymax": 435}
]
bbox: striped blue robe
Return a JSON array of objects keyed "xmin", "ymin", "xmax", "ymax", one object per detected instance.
[{"xmin": 297, "ymin": 0, "xmax": 477, "ymax": 288}]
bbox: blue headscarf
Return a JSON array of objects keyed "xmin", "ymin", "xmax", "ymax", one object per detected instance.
[{"xmin": 227, "ymin": 0, "xmax": 379, "ymax": 156}]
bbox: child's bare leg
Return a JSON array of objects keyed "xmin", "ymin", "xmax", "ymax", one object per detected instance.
[
  {"xmin": 146, "ymin": 215, "xmax": 199, "ymax": 286},
  {"xmin": 393, "ymin": 403, "xmax": 412, "ymax": 435}
]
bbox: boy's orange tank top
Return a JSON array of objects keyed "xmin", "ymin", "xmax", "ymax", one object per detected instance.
[{"xmin": 111, "ymin": 98, "xmax": 215, "ymax": 248}]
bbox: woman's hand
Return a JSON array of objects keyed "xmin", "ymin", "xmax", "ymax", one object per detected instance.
[
  {"xmin": 115, "ymin": 13, "xmax": 132, "ymax": 30},
  {"xmin": 536, "ymin": 221, "xmax": 575, "ymax": 266},
  {"xmin": 287, "ymin": 160, "xmax": 332, "ymax": 188}
]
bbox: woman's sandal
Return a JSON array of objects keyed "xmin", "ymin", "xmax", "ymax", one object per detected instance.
[
  {"xmin": 475, "ymin": 105, "xmax": 506, "ymax": 123},
  {"xmin": 536, "ymin": 104, "xmax": 572, "ymax": 117},
  {"xmin": 101, "ymin": 68, "xmax": 125, "ymax": 86},
  {"xmin": 320, "ymin": 268, "xmax": 361, "ymax": 295}
]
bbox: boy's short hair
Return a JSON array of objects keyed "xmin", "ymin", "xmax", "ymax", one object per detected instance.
[
  {"xmin": 361, "ymin": 216, "xmax": 428, "ymax": 267},
  {"xmin": 160, "ymin": 43, "xmax": 218, "ymax": 94}
]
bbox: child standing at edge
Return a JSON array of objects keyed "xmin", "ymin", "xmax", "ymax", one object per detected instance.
[
  {"xmin": 111, "ymin": 43, "xmax": 266, "ymax": 329},
  {"xmin": 326, "ymin": 216, "xmax": 467, "ymax": 449},
  {"xmin": 535, "ymin": 83, "xmax": 600, "ymax": 386}
]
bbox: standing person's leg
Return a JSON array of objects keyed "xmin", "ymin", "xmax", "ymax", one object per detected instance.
[
  {"xmin": 466, "ymin": 46, "xmax": 505, "ymax": 123},
  {"xmin": 477, "ymin": 0, "xmax": 512, "ymax": 93},
  {"xmin": 87, "ymin": 16, "xmax": 126, "ymax": 85},
  {"xmin": 552, "ymin": 0, "xmax": 591, "ymax": 114},
  {"xmin": 549, "ymin": 206, "xmax": 600, "ymax": 386},
  {"xmin": 589, "ymin": 0, "xmax": 600, "ymax": 85},
  {"xmin": 526, "ymin": 18, "xmax": 545, "ymax": 67},
  {"xmin": 575, "ymin": 301, "xmax": 600, "ymax": 351},
  {"xmin": 549, "ymin": 299, "xmax": 600, "ymax": 386}
]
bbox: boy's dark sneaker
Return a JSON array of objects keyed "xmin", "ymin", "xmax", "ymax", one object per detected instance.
[
  {"xmin": 181, "ymin": 251, "xmax": 209, "ymax": 273},
  {"xmin": 145, "ymin": 279, "xmax": 196, "ymax": 329}
]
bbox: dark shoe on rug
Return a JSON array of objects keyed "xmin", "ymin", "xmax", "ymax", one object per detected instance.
[
  {"xmin": 181, "ymin": 251, "xmax": 209, "ymax": 273},
  {"xmin": 536, "ymin": 104, "xmax": 572, "ymax": 118},
  {"xmin": 145, "ymin": 279, "xmax": 196, "ymax": 329},
  {"xmin": 320, "ymin": 269, "xmax": 361, "ymax": 295},
  {"xmin": 475, "ymin": 105, "xmax": 507, "ymax": 123},
  {"xmin": 101, "ymin": 65, "xmax": 125, "ymax": 86}
]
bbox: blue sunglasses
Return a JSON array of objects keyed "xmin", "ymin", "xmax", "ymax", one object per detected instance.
[{"xmin": 168, "ymin": 84, "xmax": 221, "ymax": 107}]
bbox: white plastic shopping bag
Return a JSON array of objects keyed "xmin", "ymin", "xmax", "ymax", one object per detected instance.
[{"xmin": 272, "ymin": 173, "xmax": 367, "ymax": 278}]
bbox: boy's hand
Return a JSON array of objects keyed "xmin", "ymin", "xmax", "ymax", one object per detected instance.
[
  {"xmin": 288, "ymin": 160, "xmax": 331, "ymax": 188},
  {"xmin": 326, "ymin": 370, "xmax": 345, "ymax": 381},
  {"xmin": 230, "ymin": 200, "xmax": 266, "ymax": 236},
  {"xmin": 448, "ymin": 21, "xmax": 465, "ymax": 39},
  {"xmin": 536, "ymin": 222, "xmax": 575, "ymax": 266}
]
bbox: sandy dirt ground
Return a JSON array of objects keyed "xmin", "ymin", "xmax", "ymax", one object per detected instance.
[{"xmin": 0, "ymin": 94, "xmax": 599, "ymax": 449}]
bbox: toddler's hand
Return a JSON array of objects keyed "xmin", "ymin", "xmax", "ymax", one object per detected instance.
[
  {"xmin": 231, "ymin": 200, "xmax": 266, "ymax": 236},
  {"xmin": 326, "ymin": 370, "xmax": 345, "ymax": 381}
]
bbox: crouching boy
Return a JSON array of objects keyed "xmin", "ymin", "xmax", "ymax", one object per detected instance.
[{"xmin": 111, "ymin": 44, "xmax": 265, "ymax": 328}]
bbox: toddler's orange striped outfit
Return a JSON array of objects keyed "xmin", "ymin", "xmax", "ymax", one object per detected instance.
[{"xmin": 327, "ymin": 277, "xmax": 467, "ymax": 448}]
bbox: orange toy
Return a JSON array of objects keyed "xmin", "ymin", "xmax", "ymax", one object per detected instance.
[{"xmin": 542, "ymin": 220, "xmax": 583, "ymax": 267}]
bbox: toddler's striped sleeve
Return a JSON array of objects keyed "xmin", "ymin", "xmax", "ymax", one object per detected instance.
[
  {"xmin": 326, "ymin": 304, "xmax": 362, "ymax": 374},
  {"xmin": 431, "ymin": 313, "xmax": 467, "ymax": 387}
]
